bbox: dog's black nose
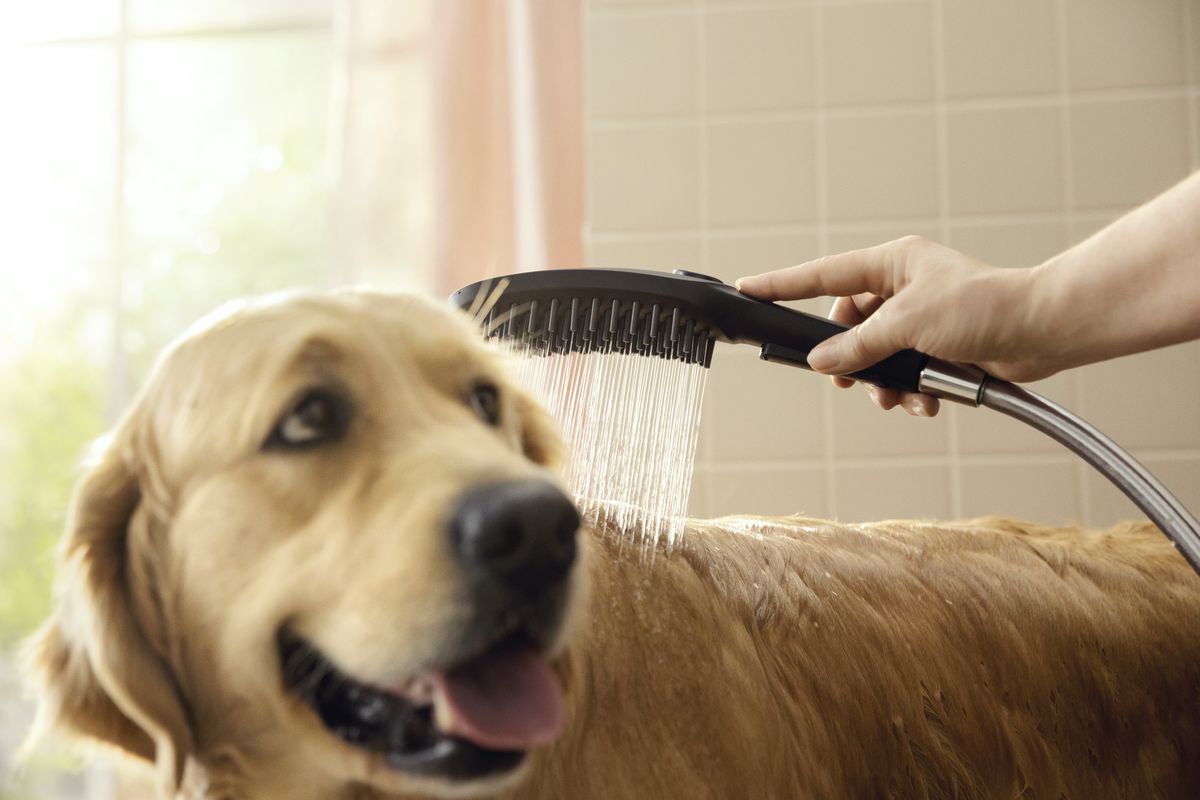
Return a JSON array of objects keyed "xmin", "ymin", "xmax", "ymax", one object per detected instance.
[{"xmin": 450, "ymin": 480, "xmax": 579, "ymax": 590}]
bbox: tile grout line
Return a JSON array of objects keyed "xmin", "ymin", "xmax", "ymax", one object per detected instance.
[
  {"xmin": 1184, "ymin": 0, "xmax": 1200, "ymax": 171},
  {"xmin": 812, "ymin": 1, "xmax": 838, "ymax": 519},
  {"xmin": 1053, "ymin": 0, "xmax": 1090, "ymax": 527},
  {"xmin": 694, "ymin": 1, "xmax": 713, "ymax": 515},
  {"xmin": 705, "ymin": 446, "xmax": 1200, "ymax": 473},
  {"xmin": 931, "ymin": 0, "xmax": 961, "ymax": 519},
  {"xmin": 588, "ymin": 85, "xmax": 1199, "ymax": 130}
]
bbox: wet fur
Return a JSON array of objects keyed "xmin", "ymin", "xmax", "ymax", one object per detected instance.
[
  {"xmin": 527, "ymin": 516, "xmax": 1200, "ymax": 799},
  {"xmin": 23, "ymin": 291, "xmax": 1200, "ymax": 799}
]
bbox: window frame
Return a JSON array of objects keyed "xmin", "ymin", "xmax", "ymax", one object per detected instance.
[{"xmin": 20, "ymin": 1, "xmax": 334, "ymax": 424}]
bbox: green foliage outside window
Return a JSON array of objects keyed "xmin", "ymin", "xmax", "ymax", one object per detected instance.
[{"xmin": 0, "ymin": 29, "xmax": 332, "ymax": 799}]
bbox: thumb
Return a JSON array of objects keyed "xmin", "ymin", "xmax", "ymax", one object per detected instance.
[{"xmin": 807, "ymin": 314, "xmax": 906, "ymax": 375}]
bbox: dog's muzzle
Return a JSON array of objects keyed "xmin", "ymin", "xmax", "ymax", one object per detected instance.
[
  {"xmin": 449, "ymin": 479, "xmax": 579, "ymax": 648},
  {"xmin": 279, "ymin": 479, "xmax": 581, "ymax": 785},
  {"xmin": 451, "ymin": 479, "xmax": 579, "ymax": 589}
]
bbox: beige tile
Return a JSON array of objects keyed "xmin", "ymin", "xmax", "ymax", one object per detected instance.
[
  {"xmin": 959, "ymin": 461, "xmax": 1081, "ymax": 525},
  {"xmin": 946, "ymin": 106, "xmax": 1064, "ymax": 215},
  {"xmin": 1086, "ymin": 456, "xmax": 1200, "ymax": 527},
  {"xmin": 825, "ymin": 112, "xmax": 939, "ymax": 220},
  {"xmin": 817, "ymin": 223, "xmax": 939, "ymax": 326},
  {"xmin": 588, "ymin": 11, "xmax": 698, "ymax": 119},
  {"xmin": 1194, "ymin": 96, "xmax": 1200, "ymax": 169},
  {"xmin": 697, "ymin": 387, "xmax": 716, "ymax": 463},
  {"xmin": 593, "ymin": 0, "xmax": 694, "ymax": 6},
  {"xmin": 947, "ymin": 220, "xmax": 1067, "ymax": 268},
  {"xmin": 820, "ymin": 1, "xmax": 934, "ymax": 106},
  {"xmin": 942, "ymin": 0, "xmax": 1058, "ymax": 99},
  {"xmin": 705, "ymin": 231, "xmax": 818, "ymax": 281},
  {"xmin": 1067, "ymin": 211, "xmax": 1122, "ymax": 245},
  {"xmin": 706, "ymin": 119, "xmax": 818, "ymax": 226},
  {"xmin": 1077, "ymin": 341, "xmax": 1200, "ymax": 451},
  {"xmin": 708, "ymin": 350, "xmax": 826, "ymax": 461},
  {"xmin": 1083, "ymin": 468, "xmax": 1139, "ymax": 526},
  {"xmin": 587, "ymin": 235, "xmax": 703, "ymax": 271},
  {"xmin": 688, "ymin": 467, "xmax": 711, "ymax": 517},
  {"xmin": 833, "ymin": 463, "xmax": 952, "ymax": 522},
  {"xmin": 708, "ymin": 464, "xmax": 829, "ymax": 518},
  {"xmin": 1193, "ymin": 9, "xmax": 1200, "ymax": 83},
  {"xmin": 706, "ymin": 231, "xmax": 825, "ymax": 315},
  {"xmin": 825, "ymin": 223, "xmax": 941, "ymax": 254},
  {"xmin": 1070, "ymin": 98, "xmax": 1191, "ymax": 211},
  {"xmin": 956, "ymin": 373, "xmax": 1079, "ymax": 455},
  {"xmin": 831, "ymin": 382, "xmax": 950, "ymax": 457},
  {"xmin": 588, "ymin": 125, "xmax": 699, "ymax": 231},
  {"xmin": 1065, "ymin": 0, "xmax": 1186, "ymax": 90},
  {"xmin": 704, "ymin": 6, "xmax": 814, "ymax": 112},
  {"xmin": 703, "ymin": 0, "xmax": 804, "ymax": 5}
]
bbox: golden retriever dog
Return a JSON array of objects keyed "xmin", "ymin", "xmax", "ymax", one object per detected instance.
[{"xmin": 23, "ymin": 290, "xmax": 1200, "ymax": 799}]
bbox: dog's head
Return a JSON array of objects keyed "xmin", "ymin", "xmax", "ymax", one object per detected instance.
[{"xmin": 23, "ymin": 291, "xmax": 586, "ymax": 798}]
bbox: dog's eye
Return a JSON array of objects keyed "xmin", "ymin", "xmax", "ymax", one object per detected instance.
[
  {"xmin": 469, "ymin": 383, "xmax": 501, "ymax": 426},
  {"xmin": 265, "ymin": 389, "xmax": 350, "ymax": 451}
]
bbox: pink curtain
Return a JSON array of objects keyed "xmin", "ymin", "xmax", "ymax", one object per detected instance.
[{"xmin": 430, "ymin": 0, "xmax": 585, "ymax": 296}]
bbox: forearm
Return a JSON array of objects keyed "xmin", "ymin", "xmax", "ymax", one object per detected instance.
[{"xmin": 1031, "ymin": 171, "xmax": 1200, "ymax": 369}]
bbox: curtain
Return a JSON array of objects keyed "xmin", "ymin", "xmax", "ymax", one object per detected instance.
[{"xmin": 332, "ymin": 0, "xmax": 585, "ymax": 296}]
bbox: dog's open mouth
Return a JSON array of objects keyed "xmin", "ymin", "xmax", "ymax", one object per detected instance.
[{"xmin": 277, "ymin": 629, "xmax": 564, "ymax": 780}]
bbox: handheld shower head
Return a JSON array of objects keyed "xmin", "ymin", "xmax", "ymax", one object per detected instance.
[
  {"xmin": 451, "ymin": 268, "xmax": 931, "ymax": 393},
  {"xmin": 451, "ymin": 267, "xmax": 1200, "ymax": 574}
]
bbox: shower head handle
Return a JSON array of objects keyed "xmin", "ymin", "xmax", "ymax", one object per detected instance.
[{"xmin": 450, "ymin": 268, "xmax": 932, "ymax": 393}]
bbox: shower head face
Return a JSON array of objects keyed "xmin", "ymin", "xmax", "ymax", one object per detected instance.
[
  {"xmin": 450, "ymin": 268, "xmax": 928, "ymax": 391},
  {"xmin": 450, "ymin": 269, "xmax": 725, "ymax": 366}
]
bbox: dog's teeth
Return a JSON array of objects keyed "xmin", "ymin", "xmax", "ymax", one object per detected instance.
[
  {"xmin": 433, "ymin": 692, "xmax": 455, "ymax": 732},
  {"xmin": 408, "ymin": 676, "xmax": 435, "ymax": 704}
]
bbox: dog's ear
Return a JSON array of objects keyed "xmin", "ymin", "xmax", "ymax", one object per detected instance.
[
  {"xmin": 513, "ymin": 388, "xmax": 564, "ymax": 470},
  {"xmin": 23, "ymin": 428, "xmax": 193, "ymax": 793}
]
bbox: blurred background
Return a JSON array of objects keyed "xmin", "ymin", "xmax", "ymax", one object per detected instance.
[{"xmin": 2, "ymin": 0, "xmax": 1198, "ymax": 796}]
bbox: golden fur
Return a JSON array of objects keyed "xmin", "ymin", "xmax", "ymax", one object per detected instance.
[{"xmin": 23, "ymin": 291, "xmax": 1200, "ymax": 799}]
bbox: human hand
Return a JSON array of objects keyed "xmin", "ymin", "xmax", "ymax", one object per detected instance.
[{"xmin": 736, "ymin": 237, "xmax": 1059, "ymax": 417}]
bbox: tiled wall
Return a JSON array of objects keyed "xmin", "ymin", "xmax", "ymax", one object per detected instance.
[{"xmin": 584, "ymin": 0, "xmax": 1200, "ymax": 527}]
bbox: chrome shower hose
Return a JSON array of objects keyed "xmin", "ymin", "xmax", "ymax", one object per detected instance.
[{"xmin": 919, "ymin": 359, "xmax": 1200, "ymax": 575}]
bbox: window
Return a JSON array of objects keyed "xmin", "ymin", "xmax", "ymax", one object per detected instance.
[{"xmin": 0, "ymin": 2, "xmax": 431, "ymax": 796}]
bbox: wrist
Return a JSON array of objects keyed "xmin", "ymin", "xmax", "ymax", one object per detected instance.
[
  {"xmin": 1023, "ymin": 254, "xmax": 1084, "ymax": 369},
  {"xmin": 1002, "ymin": 262, "xmax": 1063, "ymax": 365}
]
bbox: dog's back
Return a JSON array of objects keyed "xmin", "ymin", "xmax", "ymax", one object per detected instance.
[{"xmin": 522, "ymin": 516, "xmax": 1200, "ymax": 799}]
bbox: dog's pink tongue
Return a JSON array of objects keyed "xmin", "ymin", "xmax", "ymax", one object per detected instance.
[{"xmin": 434, "ymin": 644, "xmax": 564, "ymax": 751}]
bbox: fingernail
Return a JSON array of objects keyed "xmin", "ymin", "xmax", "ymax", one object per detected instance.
[
  {"xmin": 734, "ymin": 275, "xmax": 755, "ymax": 291},
  {"xmin": 908, "ymin": 396, "xmax": 932, "ymax": 416},
  {"xmin": 807, "ymin": 342, "xmax": 838, "ymax": 372}
]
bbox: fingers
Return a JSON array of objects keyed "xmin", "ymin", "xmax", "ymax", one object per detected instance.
[
  {"xmin": 735, "ymin": 236, "xmax": 943, "ymax": 417},
  {"xmin": 861, "ymin": 385, "xmax": 940, "ymax": 416},
  {"xmin": 736, "ymin": 244, "xmax": 902, "ymax": 301},
  {"xmin": 901, "ymin": 392, "xmax": 940, "ymax": 417},
  {"xmin": 828, "ymin": 293, "xmax": 884, "ymax": 328},
  {"xmin": 807, "ymin": 309, "xmax": 909, "ymax": 375},
  {"xmin": 865, "ymin": 385, "xmax": 901, "ymax": 411}
]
